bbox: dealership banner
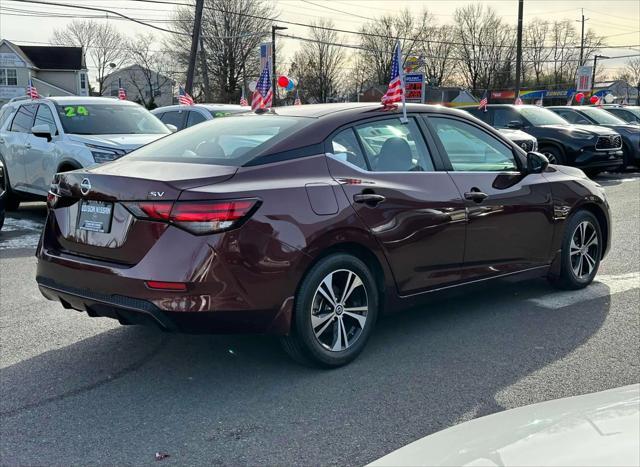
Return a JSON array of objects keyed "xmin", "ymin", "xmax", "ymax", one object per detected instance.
[{"xmin": 576, "ymin": 66, "xmax": 593, "ymax": 92}]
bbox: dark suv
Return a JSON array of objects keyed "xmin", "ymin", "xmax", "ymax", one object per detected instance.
[
  {"xmin": 464, "ymin": 104, "xmax": 623, "ymax": 175},
  {"xmin": 548, "ymin": 106, "xmax": 640, "ymax": 168}
]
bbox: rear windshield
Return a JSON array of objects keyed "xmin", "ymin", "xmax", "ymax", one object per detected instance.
[
  {"xmin": 125, "ymin": 115, "xmax": 312, "ymax": 166},
  {"xmin": 56, "ymin": 104, "xmax": 170, "ymax": 135}
]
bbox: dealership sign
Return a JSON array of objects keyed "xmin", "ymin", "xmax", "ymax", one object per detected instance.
[
  {"xmin": 404, "ymin": 73, "xmax": 424, "ymax": 103},
  {"xmin": 576, "ymin": 66, "xmax": 593, "ymax": 92}
]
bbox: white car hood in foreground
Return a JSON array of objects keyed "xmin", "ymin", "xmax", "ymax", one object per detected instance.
[
  {"xmin": 67, "ymin": 133, "xmax": 167, "ymax": 151},
  {"xmin": 369, "ymin": 384, "xmax": 639, "ymax": 467}
]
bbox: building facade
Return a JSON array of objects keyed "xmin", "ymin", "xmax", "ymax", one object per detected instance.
[
  {"xmin": 101, "ymin": 65, "xmax": 174, "ymax": 108},
  {"xmin": 0, "ymin": 39, "xmax": 89, "ymax": 106}
]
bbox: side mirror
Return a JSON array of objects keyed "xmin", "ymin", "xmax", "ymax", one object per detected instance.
[
  {"xmin": 31, "ymin": 124, "xmax": 52, "ymax": 142},
  {"xmin": 507, "ymin": 120, "xmax": 524, "ymax": 130},
  {"xmin": 165, "ymin": 124, "xmax": 178, "ymax": 133},
  {"xmin": 526, "ymin": 151, "xmax": 549, "ymax": 174}
]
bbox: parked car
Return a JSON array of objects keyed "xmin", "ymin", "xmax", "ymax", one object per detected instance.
[
  {"xmin": 548, "ymin": 106, "xmax": 640, "ymax": 168},
  {"xmin": 370, "ymin": 384, "xmax": 640, "ymax": 467},
  {"xmin": 498, "ymin": 128, "xmax": 538, "ymax": 152},
  {"xmin": 0, "ymin": 160, "xmax": 5, "ymax": 231},
  {"xmin": 152, "ymin": 104, "xmax": 250, "ymax": 131},
  {"xmin": 0, "ymin": 96, "xmax": 170, "ymax": 210},
  {"xmin": 598, "ymin": 104, "xmax": 640, "ymax": 125},
  {"xmin": 37, "ymin": 103, "xmax": 611, "ymax": 367},
  {"xmin": 464, "ymin": 104, "xmax": 624, "ymax": 175}
]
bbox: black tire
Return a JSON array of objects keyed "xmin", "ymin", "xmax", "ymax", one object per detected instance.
[
  {"xmin": 0, "ymin": 163, "xmax": 21, "ymax": 211},
  {"xmin": 549, "ymin": 210, "xmax": 603, "ymax": 290},
  {"xmin": 584, "ymin": 168, "xmax": 604, "ymax": 178},
  {"xmin": 280, "ymin": 253, "xmax": 379, "ymax": 368},
  {"xmin": 540, "ymin": 146, "xmax": 565, "ymax": 165}
]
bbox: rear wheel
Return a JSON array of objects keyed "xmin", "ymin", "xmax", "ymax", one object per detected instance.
[
  {"xmin": 540, "ymin": 146, "xmax": 565, "ymax": 165},
  {"xmin": 549, "ymin": 210, "xmax": 602, "ymax": 290},
  {"xmin": 280, "ymin": 253, "xmax": 379, "ymax": 367}
]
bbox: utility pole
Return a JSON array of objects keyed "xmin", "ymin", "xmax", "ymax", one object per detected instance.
[
  {"xmin": 514, "ymin": 0, "xmax": 524, "ymax": 99},
  {"xmin": 185, "ymin": 0, "xmax": 204, "ymax": 95},
  {"xmin": 271, "ymin": 25, "xmax": 287, "ymax": 107},
  {"xmin": 578, "ymin": 8, "xmax": 589, "ymax": 66}
]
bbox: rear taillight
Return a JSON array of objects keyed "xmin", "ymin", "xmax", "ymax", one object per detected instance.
[{"xmin": 123, "ymin": 199, "xmax": 259, "ymax": 235}]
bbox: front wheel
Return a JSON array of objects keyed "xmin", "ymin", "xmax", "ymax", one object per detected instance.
[
  {"xmin": 280, "ymin": 253, "xmax": 379, "ymax": 367},
  {"xmin": 549, "ymin": 210, "xmax": 602, "ymax": 290},
  {"xmin": 540, "ymin": 146, "xmax": 565, "ymax": 165}
]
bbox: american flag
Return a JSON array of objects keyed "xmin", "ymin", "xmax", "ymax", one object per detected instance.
[
  {"xmin": 27, "ymin": 77, "xmax": 39, "ymax": 99},
  {"xmin": 566, "ymin": 92, "xmax": 574, "ymax": 106},
  {"xmin": 294, "ymin": 89, "xmax": 301, "ymax": 106},
  {"xmin": 381, "ymin": 41, "xmax": 403, "ymax": 108},
  {"xmin": 117, "ymin": 79, "xmax": 127, "ymax": 100},
  {"xmin": 478, "ymin": 90, "xmax": 488, "ymax": 112},
  {"xmin": 239, "ymin": 88, "xmax": 248, "ymax": 107},
  {"xmin": 178, "ymin": 85, "xmax": 194, "ymax": 105},
  {"xmin": 515, "ymin": 95, "xmax": 523, "ymax": 105},
  {"xmin": 252, "ymin": 63, "xmax": 273, "ymax": 111}
]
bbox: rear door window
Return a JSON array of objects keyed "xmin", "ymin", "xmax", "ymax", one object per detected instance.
[
  {"xmin": 327, "ymin": 128, "xmax": 368, "ymax": 170},
  {"xmin": 186, "ymin": 110, "xmax": 207, "ymax": 128},
  {"xmin": 159, "ymin": 110, "xmax": 186, "ymax": 130},
  {"xmin": 353, "ymin": 118, "xmax": 434, "ymax": 172},
  {"xmin": 10, "ymin": 104, "xmax": 37, "ymax": 133},
  {"xmin": 493, "ymin": 108, "xmax": 523, "ymax": 128}
]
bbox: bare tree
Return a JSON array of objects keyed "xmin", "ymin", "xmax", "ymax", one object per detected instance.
[
  {"xmin": 51, "ymin": 20, "xmax": 126, "ymax": 94},
  {"xmin": 548, "ymin": 20, "xmax": 579, "ymax": 86},
  {"xmin": 615, "ymin": 56, "xmax": 640, "ymax": 99},
  {"xmin": 358, "ymin": 9, "xmax": 433, "ymax": 85},
  {"xmin": 124, "ymin": 34, "xmax": 173, "ymax": 109},
  {"xmin": 523, "ymin": 21, "xmax": 552, "ymax": 86},
  {"xmin": 289, "ymin": 20, "xmax": 344, "ymax": 103},
  {"xmin": 419, "ymin": 25, "xmax": 456, "ymax": 87},
  {"xmin": 167, "ymin": 0, "xmax": 275, "ymax": 103}
]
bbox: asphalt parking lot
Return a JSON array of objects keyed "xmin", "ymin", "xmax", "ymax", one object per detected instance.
[{"xmin": 1, "ymin": 171, "xmax": 639, "ymax": 466}]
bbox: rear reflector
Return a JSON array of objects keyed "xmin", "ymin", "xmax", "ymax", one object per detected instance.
[
  {"xmin": 123, "ymin": 199, "xmax": 259, "ymax": 235},
  {"xmin": 145, "ymin": 281, "xmax": 188, "ymax": 291}
]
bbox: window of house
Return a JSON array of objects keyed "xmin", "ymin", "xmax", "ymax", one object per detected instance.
[
  {"xmin": 0, "ymin": 69, "xmax": 18, "ymax": 86},
  {"xmin": 80, "ymin": 73, "xmax": 87, "ymax": 90}
]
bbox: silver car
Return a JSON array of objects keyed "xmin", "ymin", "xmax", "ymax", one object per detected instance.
[
  {"xmin": 0, "ymin": 96, "xmax": 170, "ymax": 210},
  {"xmin": 152, "ymin": 103, "xmax": 249, "ymax": 131}
]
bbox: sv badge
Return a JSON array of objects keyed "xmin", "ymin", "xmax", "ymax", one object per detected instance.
[{"xmin": 149, "ymin": 191, "xmax": 165, "ymax": 197}]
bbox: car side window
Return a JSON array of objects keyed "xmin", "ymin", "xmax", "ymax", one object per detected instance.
[
  {"xmin": 159, "ymin": 111, "xmax": 185, "ymax": 129},
  {"xmin": 186, "ymin": 111, "xmax": 207, "ymax": 128},
  {"xmin": 430, "ymin": 117, "xmax": 518, "ymax": 172},
  {"xmin": 554, "ymin": 109, "xmax": 588, "ymax": 125},
  {"xmin": 10, "ymin": 104, "xmax": 37, "ymax": 133},
  {"xmin": 327, "ymin": 128, "xmax": 368, "ymax": 170},
  {"xmin": 354, "ymin": 118, "xmax": 434, "ymax": 172},
  {"xmin": 34, "ymin": 104, "xmax": 58, "ymax": 136},
  {"xmin": 493, "ymin": 108, "xmax": 523, "ymax": 128}
]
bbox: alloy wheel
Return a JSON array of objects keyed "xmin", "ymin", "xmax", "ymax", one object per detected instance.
[
  {"xmin": 543, "ymin": 151, "xmax": 557, "ymax": 164},
  {"xmin": 310, "ymin": 269, "xmax": 369, "ymax": 352},
  {"xmin": 570, "ymin": 220, "xmax": 599, "ymax": 279}
]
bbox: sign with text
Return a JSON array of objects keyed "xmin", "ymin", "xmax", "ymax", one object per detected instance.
[
  {"xmin": 260, "ymin": 42, "xmax": 272, "ymax": 72},
  {"xmin": 576, "ymin": 66, "xmax": 593, "ymax": 92},
  {"xmin": 404, "ymin": 72, "xmax": 424, "ymax": 103}
]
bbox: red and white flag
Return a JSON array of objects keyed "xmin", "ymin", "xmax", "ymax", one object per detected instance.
[
  {"xmin": 117, "ymin": 78, "xmax": 127, "ymax": 100},
  {"xmin": 27, "ymin": 76, "xmax": 39, "ymax": 99},
  {"xmin": 252, "ymin": 63, "xmax": 273, "ymax": 111},
  {"xmin": 294, "ymin": 89, "xmax": 301, "ymax": 106},
  {"xmin": 178, "ymin": 85, "xmax": 194, "ymax": 105},
  {"xmin": 478, "ymin": 90, "xmax": 488, "ymax": 112},
  {"xmin": 515, "ymin": 95, "xmax": 523, "ymax": 105},
  {"xmin": 381, "ymin": 41, "xmax": 403, "ymax": 109},
  {"xmin": 240, "ymin": 88, "xmax": 249, "ymax": 106}
]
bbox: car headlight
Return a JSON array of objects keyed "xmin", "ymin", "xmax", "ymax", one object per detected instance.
[
  {"xmin": 86, "ymin": 144, "xmax": 126, "ymax": 164},
  {"xmin": 566, "ymin": 130, "xmax": 594, "ymax": 140}
]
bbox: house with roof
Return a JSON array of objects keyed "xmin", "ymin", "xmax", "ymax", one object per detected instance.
[
  {"xmin": 0, "ymin": 39, "xmax": 89, "ymax": 106},
  {"xmin": 102, "ymin": 65, "xmax": 175, "ymax": 108}
]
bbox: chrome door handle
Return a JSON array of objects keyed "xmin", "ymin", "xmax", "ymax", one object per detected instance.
[
  {"xmin": 353, "ymin": 193, "xmax": 386, "ymax": 206},
  {"xmin": 464, "ymin": 190, "xmax": 488, "ymax": 202}
]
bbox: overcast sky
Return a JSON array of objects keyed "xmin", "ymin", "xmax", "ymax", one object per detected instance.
[{"xmin": 1, "ymin": 0, "xmax": 638, "ymax": 81}]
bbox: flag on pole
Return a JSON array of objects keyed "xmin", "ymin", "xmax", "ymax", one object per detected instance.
[
  {"xmin": 294, "ymin": 89, "xmax": 301, "ymax": 106},
  {"xmin": 251, "ymin": 63, "xmax": 273, "ymax": 111},
  {"xmin": 240, "ymin": 87, "xmax": 249, "ymax": 106},
  {"xmin": 117, "ymin": 78, "xmax": 127, "ymax": 100},
  {"xmin": 178, "ymin": 85, "xmax": 194, "ymax": 105},
  {"xmin": 478, "ymin": 90, "xmax": 488, "ymax": 112},
  {"xmin": 623, "ymin": 87, "xmax": 629, "ymax": 105},
  {"xmin": 381, "ymin": 41, "xmax": 404, "ymax": 110},
  {"xmin": 515, "ymin": 94, "xmax": 523, "ymax": 105},
  {"xmin": 27, "ymin": 75, "xmax": 39, "ymax": 99},
  {"xmin": 566, "ymin": 91, "xmax": 575, "ymax": 106}
]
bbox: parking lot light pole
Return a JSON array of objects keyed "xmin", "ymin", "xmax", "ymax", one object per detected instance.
[
  {"xmin": 514, "ymin": 0, "xmax": 524, "ymax": 101},
  {"xmin": 591, "ymin": 54, "xmax": 609, "ymax": 98},
  {"xmin": 272, "ymin": 25, "xmax": 288, "ymax": 107}
]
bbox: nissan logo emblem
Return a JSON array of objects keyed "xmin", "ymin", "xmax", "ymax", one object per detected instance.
[{"xmin": 80, "ymin": 178, "xmax": 91, "ymax": 195}]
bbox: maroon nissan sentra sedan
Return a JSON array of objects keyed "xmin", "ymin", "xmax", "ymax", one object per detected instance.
[{"xmin": 36, "ymin": 103, "xmax": 610, "ymax": 367}]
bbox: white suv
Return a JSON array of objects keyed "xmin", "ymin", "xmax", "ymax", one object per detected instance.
[{"xmin": 0, "ymin": 96, "xmax": 171, "ymax": 210}]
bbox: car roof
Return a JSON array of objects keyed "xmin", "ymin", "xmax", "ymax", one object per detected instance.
[
  {"xmin": 47, "ymin": 96, "xmax": 141, "ymax": 106},
  {"xmin": 152, "ymin": 103, "xmax": 249, "ymax": 113},
  {"xmin": 272, "ymin": 102, "xmax": 468, "ymax": 119}
]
